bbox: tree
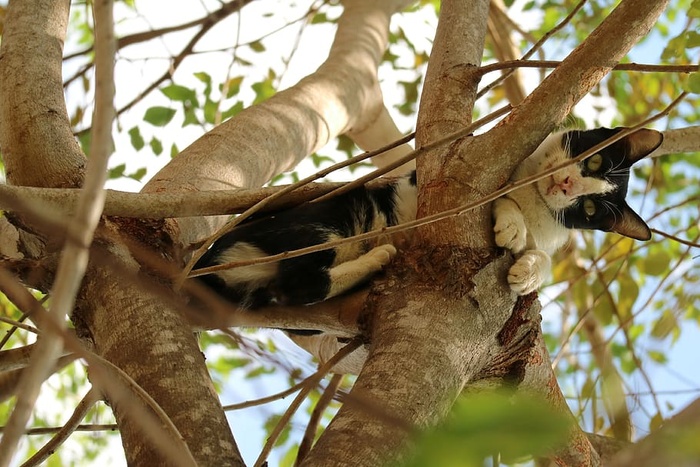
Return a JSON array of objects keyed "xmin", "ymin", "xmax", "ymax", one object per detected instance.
[{"xmin": 0, "ymin": 0, "xmax": 699, "ymax": 465}]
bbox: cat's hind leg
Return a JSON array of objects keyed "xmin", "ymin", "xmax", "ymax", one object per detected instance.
[{"xmin": 326, "ymin": 244, "xmax": 397, "ymax": 299}]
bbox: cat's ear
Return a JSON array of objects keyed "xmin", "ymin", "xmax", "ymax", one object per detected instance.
[
  {"xmin": 610, "ymin": 203, "xmax": 652, "ymax": 241},
  {"xmin": 620, "ymin": 128, "xmax": 664, "ymax": 164}
]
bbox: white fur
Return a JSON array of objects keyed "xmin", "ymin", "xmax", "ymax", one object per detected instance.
[
  {"xmin": 216, "ymin": 242, "xmax": 278, "ymax": 288},
  {"xmin": 327, "ymin": 244, "xmax": 397, "ymax": 299},
  {"xmin": 494, "ymin": 132, "xmax": 607, "ymax": 295}
]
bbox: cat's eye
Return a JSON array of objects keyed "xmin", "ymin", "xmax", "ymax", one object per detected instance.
[
  {"xmin": 583, "ymin": 199, "xmax": 596, "ymax": 217},
  {"xmin": 586, "ymin": 153, "xmax": 603, "ymax": 172}
]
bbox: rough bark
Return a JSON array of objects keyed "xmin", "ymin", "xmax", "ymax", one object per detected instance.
[
  {"xmin": 302, "ymin": 0, "xmax": 672, "ymax": 466},
  {"xmin": 77, "ymin": 250, "xmax": 242, "ymax": 466},
  {"xmin": 0, "ymin": 0, "xmax": 687, "ymax": 465},
  {"xmin": 0, "ymin": 0, "xmax": 244, "ymax": 464},
  {"xmin": 302, "ymin": 2, "xmax": 497, "ymax": 465},
  {"xmin": 144, "ymin": 0, "xmax": 416, "ymax": 246},
  {"xmin": 125, "ymin": 5, "xmax": 419, "ymax": 457},
  {"xmin": 0, "ymin": 0, "xmax": 85, "ymax": 188}
]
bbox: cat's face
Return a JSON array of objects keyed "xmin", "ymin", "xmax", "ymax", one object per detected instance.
[{"xmin": 534, "ymin": 128, "xmax": 663, "ymax": 241}]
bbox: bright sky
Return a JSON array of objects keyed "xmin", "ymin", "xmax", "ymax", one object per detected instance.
[{"xmin": 47, "ymin": 0, "xmax": 700, "ymax": 465}]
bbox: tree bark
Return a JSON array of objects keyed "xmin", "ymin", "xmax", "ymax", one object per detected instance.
[
  {"xmin": 0, "ymin": 0, "xmax": 85, "ymax": 189},
  {"xmin": 302, "ymin": 0, "xmax": 672, "ymax": 466},
  {"xmin": 144, "ymin": 0, "xmax": 416, "ymax": 246},
  {"xmin": 302, "ymin": 2, "xmax": 499, "ymax": 465}
]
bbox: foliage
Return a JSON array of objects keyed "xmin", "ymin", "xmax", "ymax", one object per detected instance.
[
  {"xmin": 1, "ymin": 0, "xmax": 699, "ymax": 465},
  {"xmin": 405, "ymin": 393, "xmax": 571, "ymax": 467}
]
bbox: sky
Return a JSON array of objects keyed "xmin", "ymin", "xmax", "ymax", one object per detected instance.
[{"xmin": 15, "ymin": 0, "xmax": 699, "ymax": 465}]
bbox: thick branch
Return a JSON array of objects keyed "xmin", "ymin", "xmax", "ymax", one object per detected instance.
[
  {"xmin": 0, "ymin": 0, "xmax": 85, "ymax": 188},
  {"xmin": 608, "ymin": 397, "xmax": 700, "ymax": 466},
  {"xmin": 143, "ymin": 0, "xmax": 414, "ymax": 245},
  {"xmin": 303, "ymin": 3, "xmax": 494, "ymax": 465},
  {"xmin": 451, "ymin": 0, "xmax": 672, "ymax": 202}
]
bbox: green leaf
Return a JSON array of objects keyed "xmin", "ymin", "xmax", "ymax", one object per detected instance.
[
  {"xmin": 144, "ymin": 106, "xmax": 176, "ymax": 127},
  {"xmin": 170, "ymin": 143, "xmax": 179, "ymax": 158},
  {"xmin": 647, "ymin": 350, "xmax": 668, "ymax": 364},
  {"xmin": 127, "ymin": 167, "xmax": 147, "ymax": 182},
  {"xmin": 223, "ymin": 76, "xmax": 244, "ymax": 99},
  {"xmin": 149, "ymin": 137, "xmax": 163, "ymax": 156},
  {"xmin": 661, "ymin": 35, "xmax": 686, "ymax": 61},
  {"xmin": 311, "ymin": 153, "xmax": 335, "ymax": 168},
  {"xmin": 204, "ymin": 98, "xmax": 218, "ymax": 124},
  {"xmin": 249, "ymin": 40, "xmax": 265, "ymax": 53},
  {"xmin": 687, "ymin": 31, "xmax": 700, "ymax": 48},
  {"xmin": 639, "ymin": 250, "xmax": 671, "ymax": 276},
  {"xmin": 252, "ymin": 77, "xmax": 276, "ymax": 104},
  {"xmin": 160, "ymin": 84, "xmax": 198, "ymax": 105},
  {"xmin": 183, "ymin": 106, "xmax": 199, "ymax": 126},
  {"xmin": 650, "ymin": 310, "xmax": 678, "ymax": 340},
  {"xmin": 649, "ymin": 411, "xmax": 664, "ymax": 431},
  {"xmin": 311, "ymin": 12, "xmax": 328, "ymax": 24},
  {"xmin": 406, "ymin": 393, "xmax": 571, "ymax": 467},
  {"xmin": 194, "ymin": 71, "xmax": 212, "ymax": 97},
  {"xmin": 336, "ymin": 134, "xmax": 356, "ymax": 156},
  {"xmin": 689, "ymin": 0, "xmax": 700, "ymax": 17},
  {"xmin": 128, "ymin": 126, "xmax": 145, "ymax": 151},
  {"xmin": 686, "ymin": 72, "xmax": 700, "ymax": 94},
  {"xmin": 108, "ymin": 163, "xmax": 126, "ymax": 179},
  {"xmin": 193, "ymin": 71, "xmax": 211, "ymax": 85}
]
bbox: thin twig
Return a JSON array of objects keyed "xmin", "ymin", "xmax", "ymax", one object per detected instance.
[
  {"xmin": 20, "ymin": 388, "xmax": 102, "ymax": 467},
  {"xmin": 0, "ymin": 317, "xmax": 39, "ymax": 336},
  {"xmin": 0, "ymin": 268, "xmax": 198, "ymax": 467},
  {"xmin": 479, "ymin": 60, "xmax": 699, "ymax": 77},
  {"xmin": 253, "ymin": 338, "xmax": 361, "ymax": 467},
  {"xmin": 313, "ymin": 104, "xmax": 513, "ymax": 203},
  {"xmin": 650, "ymin": 228, "xmax": 700, "ymax": 248},
  {"xmin": 295, "ymin": 373, "xmax": 343, "ymax": 466},
  {"xmin": 477, "ymin": 0, "xmax": 588, "ymax": 99},
  {"xmin": 0, "ymin": 1, "xmax": 116, "ymax": 462},
  {"xmin": 1, "ymin": 424, "xmax": 118, "ymax": 436},
  {"xmin": 192, "ymin": 92, "xmax": 686, "ymax": 278}
]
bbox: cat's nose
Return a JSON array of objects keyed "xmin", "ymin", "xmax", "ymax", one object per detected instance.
[{"xmin": 559, "ymin": 176, "xmax": 573, "ymax": 195}]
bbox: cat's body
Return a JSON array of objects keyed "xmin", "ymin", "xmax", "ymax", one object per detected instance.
[
  {"xmin": 195, "ymin": 127, "xmax": 662, "ymax": 306},
  {"xmin": 194, "ymin": 173, "xmax": 416, "ymax": 308}
]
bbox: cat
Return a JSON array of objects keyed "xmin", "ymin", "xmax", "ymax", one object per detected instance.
[
  {"xmin": 493, "ymin": 127, "xmax": 662, "ymax": 294},
  {"xmin": 194, "ymin": 172, "xmax": 416, "ymax": 308},
  {"xmin": 194, "ymin": 127, "xmax": 662, "ymax": 307}
]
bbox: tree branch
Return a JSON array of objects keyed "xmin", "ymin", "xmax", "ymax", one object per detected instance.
[
  {"xmin": 142, "ymin": 0, "xmax": 415, "ymax": 245},
  {"xmin": 0, "ymin": 0, "xmax": 85, "ymax": 189},
  {"xmin": 608, "ymin": 397, "xmax": 700, "ymax": 466}
]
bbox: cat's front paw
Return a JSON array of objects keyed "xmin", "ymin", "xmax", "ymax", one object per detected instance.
[
  {"xmin": 507, "ymin": 250, "xmax": 550, "ymax": 295},
  {"xmin": 494, "ymin": 212, "xmax": 527, "ymax": 253}
]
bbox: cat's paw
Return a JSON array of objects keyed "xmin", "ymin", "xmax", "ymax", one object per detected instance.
[
  {"xmin": 367, "ymin": 244, "xmax": 397, "ymax": 268},
  {"xmin": 507, "ymin": 250, "xmax": 550, "ymax": 295},
  {"xmin": 494, "ymin": 212, "xmax": 527, "ymax": 253}
]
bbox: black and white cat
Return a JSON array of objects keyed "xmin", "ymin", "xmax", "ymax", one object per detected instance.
[
  {"xmin": 194, "ymin": 172, "xmax": 416, "ymax": 308},
  {"xmin": 194, "ymin": 127, "xmax": 662, "ymax": 305},
  {"xmin": 494, "ymin": 127, "xmax": 661, "ymax": 294}
]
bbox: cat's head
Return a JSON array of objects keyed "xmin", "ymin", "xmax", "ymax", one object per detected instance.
[{"xmin": 535, "ymin": 127, "xmax": 663, "ymax": 241}]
